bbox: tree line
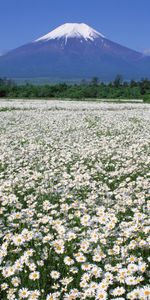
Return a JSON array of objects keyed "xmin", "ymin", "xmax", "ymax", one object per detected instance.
[{"xmin": 0, "ymin": 75, "xmax": 150, "ymax": 102}]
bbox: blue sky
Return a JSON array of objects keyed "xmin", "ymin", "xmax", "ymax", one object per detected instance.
[{"xmin": 0, "ymin": 0, "xmax": 150, "ymax": 54}]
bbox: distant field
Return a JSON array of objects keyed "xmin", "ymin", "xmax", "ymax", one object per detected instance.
[
  {"xmin": 0, "ymin": 97, "xmax": 144, "ymax": 104},
  {"xmin": 0, "ymin": 100, "xmax": 150, "ymax": 300}
]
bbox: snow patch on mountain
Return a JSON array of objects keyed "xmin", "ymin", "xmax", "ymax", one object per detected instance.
[{"xmin": 35, "ymin": 23, "xmax": 105, "ymax": 42}]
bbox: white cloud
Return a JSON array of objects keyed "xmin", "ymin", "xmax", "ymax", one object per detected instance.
[
  {"xmin": 0, "ymin": 49, "xmax": 9, "ymax": 56},
  {"xmin": 143, "ymin": 49, "xmax": 150, "ymax": 56}
]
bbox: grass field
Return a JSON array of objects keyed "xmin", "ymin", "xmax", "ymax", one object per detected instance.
[{"xmin": 0, "ymin": 100, "xmax": 150, "ymax": 300}]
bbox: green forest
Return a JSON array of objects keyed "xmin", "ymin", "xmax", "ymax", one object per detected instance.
[{"xmin": 0, "ymin": 76, "xmax": 150, "ymax": 102}]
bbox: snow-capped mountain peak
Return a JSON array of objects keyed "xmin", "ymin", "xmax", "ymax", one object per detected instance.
[{"xmin": 35, "ymin": 23, "xmax": 105, "ymax": 42}]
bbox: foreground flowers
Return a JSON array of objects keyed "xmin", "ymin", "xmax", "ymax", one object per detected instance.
[{"xmin": 0, "ymin": 100, "xmax": 150, "ymax": 299}]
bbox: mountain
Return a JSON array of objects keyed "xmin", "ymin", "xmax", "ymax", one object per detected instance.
[{"xmin": 0, "ymin": 23, "xmax": 150, "ymax": 82}]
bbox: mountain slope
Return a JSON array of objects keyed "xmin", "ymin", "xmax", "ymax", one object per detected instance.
[{"xmin": 0, "ymin": 23, "xmax": 149, "ymax": 81}]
